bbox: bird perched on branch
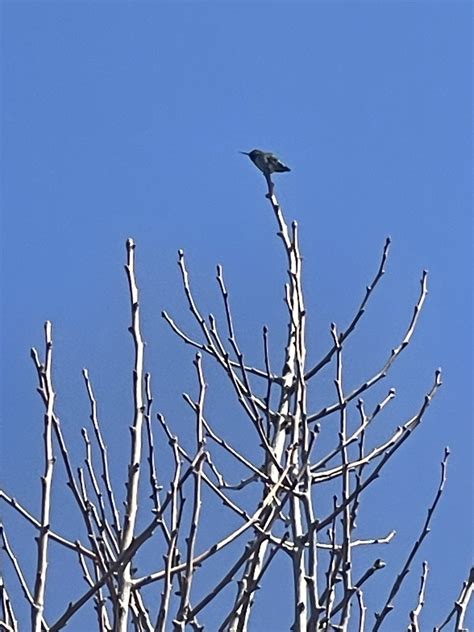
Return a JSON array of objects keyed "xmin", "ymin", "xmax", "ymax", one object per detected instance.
[{"xmin": 240, "ymin": 149, "xmax": 291, "ymax": 177}]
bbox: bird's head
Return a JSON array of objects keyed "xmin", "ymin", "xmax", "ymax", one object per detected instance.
[{"xmin": 239, "ymin": 149, "xmax": 260, "ymax": 159}]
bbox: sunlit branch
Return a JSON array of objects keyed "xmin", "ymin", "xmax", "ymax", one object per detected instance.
[{"xmin": 373, "ymin": 448, "xmax": 450, "ymax": 631}]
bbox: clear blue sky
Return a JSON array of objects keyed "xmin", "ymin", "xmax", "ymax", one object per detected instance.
[{"xmin": 1, "ymin": 2, "xmax": 472, "ymax": 630}]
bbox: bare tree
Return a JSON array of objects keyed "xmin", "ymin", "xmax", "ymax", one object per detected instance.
[{"xmin": 0, "ymin": 171, "xmax": 471, "ymax": 631}]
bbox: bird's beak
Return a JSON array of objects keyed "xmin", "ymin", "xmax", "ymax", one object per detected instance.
[{"xmin": 239, "ymin": 151, "xmax": 250, "ymax": 156}]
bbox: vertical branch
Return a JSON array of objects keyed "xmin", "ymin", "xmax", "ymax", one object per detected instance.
[
  {"xmin": 31, "ymin": 321, "xmax": 55, "ymax": 632},
  {"xmin": 331, "ymin": 323, "xmax": 353, "ymax": 631},
  {"xmin": 175, "ymin": 353, "xmax": 207, "ymax": 629},
  {"xmin": 451, "ymin": 568, "xmax": 474, "ymax": 632},
  {"xmin": 357, "ymin": 589, "xmax": 366, "ymax": 632},
  {"xmin": 82, "ymin": 369, "xmax": 122, "ymax": 536},
  {"xmin": 227, "ymin": 174, "xmax": 304, "ymax": 632},
  {"xmin": 262, "ymin": 325, "xmax": 273, "ymax": 435},
  {"xmin": 0, "ymin": 574, "xmax": 18, "ymax": 632},
  {"xmin": 76, "ymin": 551, "xmax": 106, "ymax": 629},
  {"xmin": 217, "ymin": 535, "xmax": 290, "ymax": 632},
  {"xmin": 216, "ymin": 265, "xmax": 235, "ymax": 341},
  {"xmin": 155, "ymin": 428, "xmax": 183, "ymax": 632},
  {"xmin": 117, "ymin": 238, "xmax": 146, "ymax": 631},
  {"xmin": 79, "ymin": 427, "xmax": 155, "ymax": 629},
  {"xmin": 408, "ymin": 561, "xmax": 428, "ymax": 632},
  {"xmin": 288, "ymin": 221, "xmax": 309, "ymax": 632},
  {"xmin": 143, "ymin": 373, "xmax": 161, "ymax": 512},
  {"xmin": 76, "ymin": 468, "xmax": 116, "ymax": 580},
  {"xmin": 265, "ymin": 178, "xmax": 299, "ymax": 429},
  {"xmin": 30, "ymin": 351, "xmax": 102, "ymax": 559},
  {"xmin": 322, "ymin": 496, "xmax": 340, "ymax": 629},
  {"xmin": 80, "ymin": 428, "xmax": 118, "ymax": 556}
]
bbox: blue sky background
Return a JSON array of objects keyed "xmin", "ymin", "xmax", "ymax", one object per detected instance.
[{"xmin": 1, "ymin": 1, "xmax": 472, "ymax": 630}]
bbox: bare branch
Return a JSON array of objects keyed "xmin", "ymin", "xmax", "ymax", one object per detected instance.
[
  {"xmin": 175, "ymin": 354, "xmax": 207, "ymax": 628},
  {"xmin": 135, "ymin": 456, "xmax": 295, "ymax": 592},
  {"xmin": 305, "ymin": 237, "xmax": 391, "ymax": 383},
  {"xmin": 31, "ymin": 321, "xmax": 55, "ymax": 632},
  {"xmin": 217, "ymin": 533, "xmax": 290, "ymax": 631},
  {"xmin": 80, "ymin": 428, "xmax": 119, "ymax": 557},
  {"xmin": 330, "ymin": 323, "xmax": 353, "ymax": 631},
  {"xmin": 312, "ymin": 370, "xmax": 442, "ymax": 487},
  {"xmin": 308, "ymin": 270, "xmax": 429, "ymax": 424},
  {"xmin": 408, "ymin": 561, "xmax": 429, "ymax": 632},
  {"xmin": 49, "ymin": 462, "xmax": 197, "ymax": 632},
  {"xmin": 82, "ymin": 369, "xmax": 122, "ymax": 536},
  {"xmin": 143, "ymin": 372, "xmax": 166, "ymax": 518},
  {"xmin": 0, "ymin": 575, "xmax": 18, "ymax": 632},
  {"xmin": 315, "ymin": 371, "xmax": 442, "ymax": 534},
  {"xmin": 373, "ymin": 448, "xmax": 450, "ymax": 631},
  {"xmin": 434, "ymin": 566, "xmax": 474, "ymax": 632},
  {"xmin": 0, "ymin": 525, "xmax": 36, "ymax": 611},
  {"xmin": 0, "ymin": 490, "xmax": 95, "ymax": 559},
  {"xmin": 2, "ymin": 167, "xmax": 455, "ymax": 632},
  {"xmin": 117, "ymin": 238, "xmax": 147, "ymax": 632},
  {"xmin": 357, "ymin": 589, "xmax": 366, "ymax": 632},
  {"xmin": 155, "ymin": 432, "xmax": 184, "ymax": 632},
  {"xmin": 326, "ymin": 558, "xmax": 386, "ymax": 624},
  {"xmin": 312, "ymin": 388, "xmax": 396, "ymax": 472},
  {"xmin": 162, "ymin": 310, "xmax": 270, "ymax": 381}
]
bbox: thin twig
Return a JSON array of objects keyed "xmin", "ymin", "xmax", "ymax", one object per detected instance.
[
  {"xmin": 373, "ymin": 448, "xmax": 450, "ymax": 631},
  {"xmin": 312, "ymin": 388, "xmax": 396, "ymax": 472},
  {"xmin": 434, "ymin": 566, "xmax": 474, "ymax": 632},
  {"xmin": 304, "ymin": 238, "xmax": 391, "ymax": 383},
  {"xmin": 143, "ymin": 373, "xmax": 165, "ymax": 517},
  {"xmin": 315, "ymin": 371, "xmax": 442, "ymax": 534},
  {"xmin": 312, "ymin": 370, "xmax": 442, "ymax": 486},
  {"xmin": 0, "ymin": 525, "xmax": 36, "ymax": 610},
  {"xmin": 49, "ymin": 461, "xmax": 197, "ymax": 632},
  {"xmin": 308, "ymin": 270, "xmax": 429, "ymax": 424},
  {"xmin": 331, "ymin": 323, "xmax": 352, "ymax": 631},
  {"xmin": 408, "ymin": 561, "xmax": 429, "ymax": 632},
  {"xmin": 31, "ymin": 321, "xmax": 55, "ymax": 632},
  {"xmin": 0, "ymin": 490, "xmax": 95, "ymax": 559},
  {"xmin": 82, "ymin": 369, "xmax": 122, "ymax": 536},
  {"xmin": 155, "ymin": 433, "xmax": 183, "ymax": 632},
  {"xmin": 0, "ymin": 575, "xmax": 18, "ymax": 632},
  {"xmin": 175, "ymin": 354, "xmax": 207, "ymax": 628}
]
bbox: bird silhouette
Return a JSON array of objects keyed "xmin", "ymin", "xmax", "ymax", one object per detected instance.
[{"xmin": 240, "ymin": 149, "xmax": 291, "ymax": 176}]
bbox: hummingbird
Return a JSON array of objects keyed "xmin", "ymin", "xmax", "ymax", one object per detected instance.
[{"xmin": 240, "ymin": 149, "xmax": 291, "ymax": 176}]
